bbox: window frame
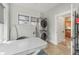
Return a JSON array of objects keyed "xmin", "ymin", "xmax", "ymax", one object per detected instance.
[
  {"xmin": 0, "ymin": 3, "xmax": 8, "ymax": 42},
  {"xmin": 18, "ymin": 14, "xmax": 29, "ymax": 24}
]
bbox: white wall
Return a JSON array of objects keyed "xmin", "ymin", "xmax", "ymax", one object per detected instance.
[
  {"xmin": 43, "ymin": 3, "xmax": 71, "ymax": 45},
  {"xmin": 73, "ymin": 3, "xmax": 79, "ymax": 10},
  {"xmin": 10, "ymin": 4, "xmax": 41, "ymax": 25},
  {"xmin": 9, "ymin": 4, "xmax": 41, "ymax": 40}
]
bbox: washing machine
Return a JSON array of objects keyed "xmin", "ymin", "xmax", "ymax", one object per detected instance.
[
  {"xmin": 39, "ymin": 30, "xmax": 48, "ymax": 41},
  {"xmin": 37, "ymin": 18, "xmax": 48, "ymax": 41},
  {"xmin": 38, "ymin": 18, "xmax": 47, "ymax": 30}
]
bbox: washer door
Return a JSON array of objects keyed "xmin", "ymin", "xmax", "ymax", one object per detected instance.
[
  {"xmin": 41, "ymin": 32, "xmax": 47, "ymax": 41},
  {"xmin": 41, "ymin": 20, "xmax": 47, "ymax": 28}
]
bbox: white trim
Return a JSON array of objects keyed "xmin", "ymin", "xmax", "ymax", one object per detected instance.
[
  {"xmin": 1, "ymin": 3, "xmax": 9, "ymax": 42},
  {"xmin": 0, "ymin": 3, "xmax": 6, "ymax": 42},
  {"xmin": 71, "ymin": 5, "xmax": 79, "ymax": 55},
  {"xmin": 71, "ymin": 3, "xmax": 73, "ymax": 55},
  {"xmin": 3, "ymin": 4, "xmax": 8, "ymax": 41},
  {"xmin": 55, "ymin": 15, "xmax": 58, "ymax": 45}
]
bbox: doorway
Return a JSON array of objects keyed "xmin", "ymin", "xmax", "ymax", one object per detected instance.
[
  {"xmin": 64, "ymin": 16, "xmax": 71, "ymax": 42},
  {"xmin": 55, "ymin": 11, "xmax": 71, "ymax": 47}
]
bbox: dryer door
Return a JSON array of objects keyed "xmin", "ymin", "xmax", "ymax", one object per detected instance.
[
  {"xmin": 41, "ymin": 32, "xmax": 47, "ymax": 41},
  {"xmin": 41, "ymin": 19, "xmax": 47, "ymax": 28}
]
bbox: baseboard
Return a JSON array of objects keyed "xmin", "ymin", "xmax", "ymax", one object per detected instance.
[{"xmin": 47, "ymin": 40, "xmax": 58, "ymax": 45}]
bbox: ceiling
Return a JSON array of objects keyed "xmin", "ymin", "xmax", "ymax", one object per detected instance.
[{"xmin": 12, "ymin": 3, "xmax": 59, "ymax": 12}]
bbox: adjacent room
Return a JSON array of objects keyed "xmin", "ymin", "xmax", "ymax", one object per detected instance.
[
  {"xmin": 72, "ymin": 3, "xmax": 79, "ymax": 55},
  {"xmin": 0, "ymin": 3, "xmax": 71, "ymax": 55}
]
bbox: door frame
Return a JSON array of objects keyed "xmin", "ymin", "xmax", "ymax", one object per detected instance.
[
  {"xmin": 55, "ymin": 10, "xmax": 71, "ymax": 44},
  {"xmin": 1, "ymin": 3, "xmax": 9, "ymax": 42}
]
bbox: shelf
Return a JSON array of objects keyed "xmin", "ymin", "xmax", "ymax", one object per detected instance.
[{"xmin": 65, "ymin": 28, "xmax": 71, "ymax": 30}]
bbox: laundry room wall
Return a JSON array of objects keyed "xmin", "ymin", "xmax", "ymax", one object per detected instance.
[
  {"xmin": 43, "ymin": 3, "xmax": 71, "ymax": 45},
  {"xmin": 73, "ymin": 3, "xmax": 79, "ymax": 9},
  {"xmin": 9, "ymin": 4, "xmax": 41, "ymax": 40}
]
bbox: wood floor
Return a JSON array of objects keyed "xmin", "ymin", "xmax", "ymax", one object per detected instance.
[{"xmin": 43, "ymin": 39, "xmax": 71, "ymax": 55}]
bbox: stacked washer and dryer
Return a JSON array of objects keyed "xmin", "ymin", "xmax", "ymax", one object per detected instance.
[{"xmin": 36, "ymin": 18, "xmax": 48, "ymax": 41}]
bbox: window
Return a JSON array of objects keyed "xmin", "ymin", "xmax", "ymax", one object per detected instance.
[
  {"xmin": 18, "ymin": 15, "xmax": 29, "ymax": 24},
  {"xmin": 31, "ymin": 17, "xmax": 38, "ymax": 26},
  {"xmin": 31, "ymin": 17, "xmax": 38, "ymax": 37},
  {"xmin": 18, "ymin": 15, "xmax": 39, "ymax": 37}
]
